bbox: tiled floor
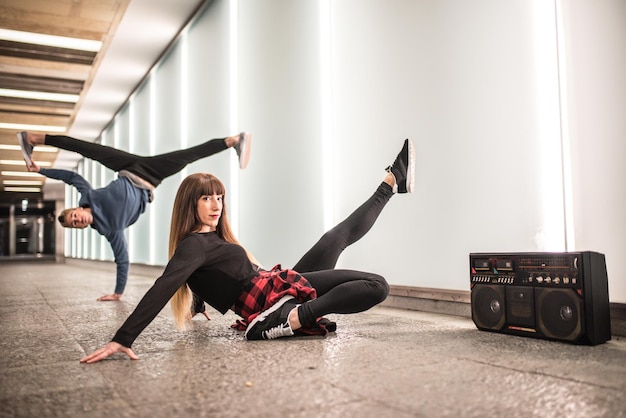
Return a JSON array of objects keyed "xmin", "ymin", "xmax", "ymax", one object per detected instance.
[{"xmin": 1, "ymin": 260, "xmax": 625, "ymax": 417}]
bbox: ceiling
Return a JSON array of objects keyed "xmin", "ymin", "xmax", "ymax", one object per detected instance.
[{"xmin": 0, "ymin": 0, "xmax": 207, "ymax": 204}]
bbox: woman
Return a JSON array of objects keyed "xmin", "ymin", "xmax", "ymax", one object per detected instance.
[{"xmin": 80, "ymin": 138, "xmax": 415, "ymax": 362}]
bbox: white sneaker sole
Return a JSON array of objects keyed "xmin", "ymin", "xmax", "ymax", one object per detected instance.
[
  {"xmin": 238, "ymin": 132, "xmax": 252, "ymax": 169},
  {"xmin": 244, "ymin": 295, "xmax": 295, "ymax": 339},
  {"xmin": 17, "ymin": 132, "xmax": 34, "ymax": 167},
  {"xmin": 406, "ymin": 139, "xmax": 416, "ymax": 193}
]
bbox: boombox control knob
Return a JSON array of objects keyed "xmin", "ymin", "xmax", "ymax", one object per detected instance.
[
  {"xmin": 545, "ymin": 276, "xmax": 552, "ymax": 284},
  {"xmin": 536, "ymin": 276, "xmax": 544, "ymax": 283},
  {"xmin": 554, "ymin": 277, "xmax": 561, "ymax": 284}
]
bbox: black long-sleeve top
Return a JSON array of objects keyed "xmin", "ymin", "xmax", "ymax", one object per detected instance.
[{"xmin": 112, "ymin": 232, "xmax": 259, "ymax": 348}]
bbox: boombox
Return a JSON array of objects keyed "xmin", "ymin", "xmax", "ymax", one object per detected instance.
[{"xmin": 470, "ymin": 252, "xmax": 611, "ymax": 345}]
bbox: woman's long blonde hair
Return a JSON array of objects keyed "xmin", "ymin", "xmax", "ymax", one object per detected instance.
[{"xmin": 169, "ymin": 173, "xmax": 256, "ymax": 330}]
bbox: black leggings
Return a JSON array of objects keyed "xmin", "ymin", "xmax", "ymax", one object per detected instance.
[
  {"xmin": 292, "ymin": 182, "xmax": 394, "ymax": 327},
  {"xmin": 45, "ymin": 135, "xmax": 228, "ymax": 187}
]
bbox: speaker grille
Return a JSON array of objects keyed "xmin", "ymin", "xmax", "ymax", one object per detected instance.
[
  {"xmin": 535, "ymin": 288, "xmax": 583, "ymax": 341},
  {"xmin": 471, "ymin": 285, "xmax": 505, "ymax": 330}
]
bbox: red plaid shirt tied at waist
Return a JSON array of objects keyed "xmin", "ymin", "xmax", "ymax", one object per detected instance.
[
  {"xmin": 233, "ymin": 265, "xmax": 316, "ymax": 322},
  {"xmin": 231, "ymin": 265, "xmax": 336, "ymax": 335}
]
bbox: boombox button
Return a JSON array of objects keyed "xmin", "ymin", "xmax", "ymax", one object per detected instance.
[
  {"xmin": 545, "ymin": 277, "xmax": 552, "ymax": 284},
  {"xmin": 554, "ymin": 277, "xmax": 561, "ymax": 284},
  {"xmin": 536, "ymin": 276, "xmax": 543, "ymax": 283}
]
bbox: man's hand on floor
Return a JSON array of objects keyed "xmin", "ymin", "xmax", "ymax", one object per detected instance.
[{"xmin": 97, "ymin": 293, "xmax": 122, "ymax": 301}]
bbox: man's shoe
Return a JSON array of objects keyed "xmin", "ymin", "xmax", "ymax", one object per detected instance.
[
  {"xmin": 17, "ymin": 132, "xmax": 34, "ymax": 167},
  {"xmin": 245, "ymin": 295, "xmax": 298, "ymax": 340},
  {"xmin": 234, "ymin": 132, "xmax": 251, "ymax": 169},
  {"xmin": 386, "ymin": 138, "xmax": 415, "ymax": 193}
]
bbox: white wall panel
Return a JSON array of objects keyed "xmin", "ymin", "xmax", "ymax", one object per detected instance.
[
  {"xmin": 331, "ymin": 0, "xmax": 564, "ymax": 290},
  {"xmin": 186, "ymin": 0, "xmax": 232, "ymax": 196},
  {"xmin": 152, "ymin": 44, "xmax": 183, "ymax": 265},
  {"xmin": 64, "ymin": 0, "xmax": 626, "ymax": 303},
  {"xmin": 237, "ymin": 0, "xmax": 325, "ymax": 268},
  {"xmin": 560, "ymin": 0, "xmax": 626, "ymax": 302},
  {"xmin": 109, "ymin": 106, "xmax": 130, "ymax": 263},
  {"xmin": 127, "ymin": 82, "xmax": 152, "ymax": 265}
]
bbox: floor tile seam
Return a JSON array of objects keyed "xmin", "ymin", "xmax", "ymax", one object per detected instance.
[
  {"xmin": 22, "ymin": 286, "xmax": 71, "ymax": 332},
  {"xmin": 0, "ymin": 366, "xmax": 111, "ymax": 397},
  {"xmin": 0, "ymin": 356, "xmax": 100, "ymax": 374},
  {"xmin": 325, "ymin": 380, "xmax": 429, "ymax": 417},
  {"xmin": 0, "ymin": 384, "xmax": 131, "ymax": 411},
  {"xmin": 29, "ymin": 284, "xmax": 124, "ymax": 382},
  {"xmin": 461, "ymin": 357, "xmax": 622, "ymax": 392}
]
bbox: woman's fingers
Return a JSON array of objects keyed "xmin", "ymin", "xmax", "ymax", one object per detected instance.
[
  {"xmin": 80, "ymin": 342, "xmax": 139, "ymax": 363},
  {"xmin": 122, "ymin": 347, "xmax": 139, "ymax": 360},
  {"xmin": 80, "ymin": 346, "xmax": 111, "ymax": 363}
]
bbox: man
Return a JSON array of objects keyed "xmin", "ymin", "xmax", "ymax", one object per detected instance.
[{"xmin": 18, "ymin": 131, "xmax": 251, "ymax": 301}]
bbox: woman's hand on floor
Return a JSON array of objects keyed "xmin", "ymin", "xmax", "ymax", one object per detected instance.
[{"xmin": 80, "ymin": 341, "xmax": 139, "ymax": 363}]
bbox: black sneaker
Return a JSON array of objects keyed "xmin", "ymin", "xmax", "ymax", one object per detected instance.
[
  {"xmin": 234, "ymin": 132, "xmax": 251, "ymax": 169},
  {"xmin": 386, "ymin": 138, "xmax": 415, "ymax": 193},
  {"xmin": 17, "ymin": 132, "xmax": 34, "ymax": 167},
  {"xmin": 245, "ymin": 295, "xmax": 298, "ymax": 340}
]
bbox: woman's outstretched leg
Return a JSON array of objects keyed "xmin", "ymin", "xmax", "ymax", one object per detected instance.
[
  {"xmin": 293, "ymin": 181, "xmax": 393, "ymax": 272},
  {"xmin": 293, "ymin": 138, "xmax": 415, "ymax": 273},
  {"xmin": 244, "ymin": 139, "xmax": 414, "ymax": 340}
]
